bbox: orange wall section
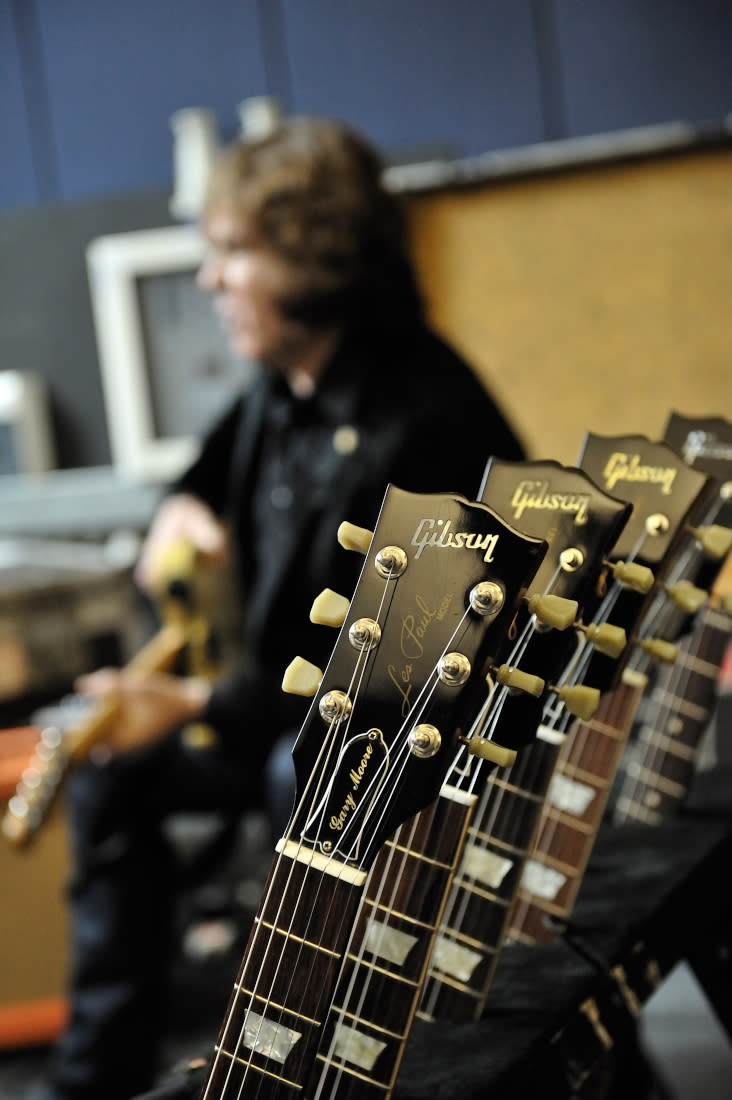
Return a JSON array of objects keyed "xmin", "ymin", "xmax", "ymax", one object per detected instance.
[{"xmin": 409, "ymin": 147, "xmax": 732, "ymax": 465}]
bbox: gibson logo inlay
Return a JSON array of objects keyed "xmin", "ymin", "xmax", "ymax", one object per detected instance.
[
  {"xmin": 511, "ymin": 480, "xmax": 590, "ymax": 525},
  {"xmin": 603, "ymin": 452, "xmax": 677, "ymax": 495},
  {"xmin": 412, "ymin": 518, "xmax": 498, "ymax": 562},
  {"xmin": 683, "ymin": 430, "xmax": 732, "ymax": 463}
]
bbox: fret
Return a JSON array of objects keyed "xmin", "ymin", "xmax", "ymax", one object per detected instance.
[
  {"xmin": 506, "ymin": 672, "xmax": 648, "ymax": 945},
  {"xmin": 649, "ymin": 688, "xmax": 713, "ymax": 723},
  {"xmin": 636, "ymin": 727, "xmax": 698, "ymax": 760},
  {"xmin": 205, "ymin": 1048, "xmax": 303, "ymax": 1096},
  {"xmin": 305, "ymin": 792, "xmax": 475, "ymax": 1100},
  {"xmin": 621, "ymin": 762, "xmax": 687, "ymax": 800},
  {"xmin": 612, "ymin": 795, "xmax": 663, "ymax": 825},
  {"xmin": 613, "ymin": 605, "xmax": 731, "ymax": 824},
  {"xmin": 200, "ymin": 486, "xmax": 550, "ymax": 1099},
  {"xmin": 254, "ymin": 918, "xmax": 342, "ymax": 958}
]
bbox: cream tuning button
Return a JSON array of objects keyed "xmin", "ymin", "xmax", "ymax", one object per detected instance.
[
  {"xmin": 553, "ymin": 684, "xmax": 600, "ymax": 721},
  {"xmin": 610, "ymin": 560, "xmax": 655, "ymax": 594},
  {"xmin": 526, "ymin": 594, "xmax": 578, "ymax": 631},
  {"xmin": 310, "ymin": 589, "xmax": 350, "ymax": 627},
  {"xmin": 689, "ymin": 523, "xmax": 732, "ymax": 560},
  {"xmin": 582, "ymin": 622, "xmax": 627, "ymax": 659},
  {"xmin": 282, "ymin": 656, "xmax": 323, "ymax": 696},
  {"xmin": 665, "ymin": 579, "xmax": 707, "ymax": 615},
  {"xmin": 639, "ymin": 638, "xmax": 678, "ymax": 664},
  {"xmin": 337, "ymin": 521, "xmax": 373, "ymax": 554},
  {"xmin": 495, "ymin": 664, "xmax": 545, "ymax": 698}
]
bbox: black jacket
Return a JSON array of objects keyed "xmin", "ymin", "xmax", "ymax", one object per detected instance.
[{"xmin": 174, "ymin": 320, "xmax": 525, "ymax": 762}]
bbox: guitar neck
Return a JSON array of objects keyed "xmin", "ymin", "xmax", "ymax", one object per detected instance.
[
  {"xmin": 202, "ymin": 849, "xmax": 366, "ymax": 1099},
  {"xmin": 418, "ymin": 731, "xmax": 561, "ymax": 1021},
  {"xmin": 305, "ymin": 787, "xmax": 475, "ymax": 1099},
  {"xmin": 508, "ymin": 669, "xmax": 647, "ymax": 944},
  {"xmin": 613, "ymin": 604, "xmax": 731, "ymax": 825}
]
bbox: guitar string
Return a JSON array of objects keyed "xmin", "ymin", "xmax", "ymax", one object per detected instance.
[
  {"xmin": 507, "ymin": 523, "xmax": 653, "ymax": 939},
  {"xmin": 202, "ymin": 571, "xmax": 391, "ymax": 1100},
  {"xmin": 618, "ymin": 605, "xmax": 729, "ymax": 824},
  {"xmin": 225, "ymin": 563, "xmax": 485, "ymax": 1097},
  {"xmin": 618, "ymin": 495, "xmax": 722, "ymax": 822},
  {"xmin": 311, "ymin": 591, "xmax": 543, "ymax": 1096},
  {"xmin": 311, "ymin": 799, "xmax": 436, "ymax": 1099},
  {"xmin": 289, "ymin": 600, "xmax": 481, "ymax": 1097},
  {"xmin": 510, "ymin": 503, "xmax": 713, "ymax": 938},
  {"xmin": 420, "ymin": 561, "xmax": 576, "ymax": 1017}
]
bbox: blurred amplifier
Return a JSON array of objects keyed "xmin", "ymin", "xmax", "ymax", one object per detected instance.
[{"xmin": 0, "ymin": 537, "xmax": 140, "ymax": 716}]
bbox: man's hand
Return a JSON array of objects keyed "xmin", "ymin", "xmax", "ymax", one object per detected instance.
[
  {"xmin": 74, "ymin": 668, "xmax": 212, "ymax": 755},
  {"xmin": 135, "ymin": 493, "xmax": 229, "ymax": 594}
]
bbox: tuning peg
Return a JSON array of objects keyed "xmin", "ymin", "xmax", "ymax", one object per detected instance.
[
  {"xmin": 282, "ymin": 656, "xmax": 323, "ymax": 696},
  {"xmin": 720, "ymin": 592, "xmax": 732, "ymax": 616},
  {"xmin": 639, "ymin": 637, "xmax": 678, "ymax": 663},
  {"xmin": 464, "ymin": 736, "xmax": 517, "ymax": 768},
  {"xmin": 664, "ymin": 579, "xmax": 707, "ymax": 615},
  {"xmin": 550, "ymin": 683, "xmax": 601, "ymax": 721},
  {"xmin": 579, "ymin": 622, "xmax": 627, "ymax": 659},
  {"xmin": 337, "ymin": 521, "xmax": 373, "ymax": 554},
  {"xmin": 526, "ymin": 594, "xmax": 579, "ymax": 631},
  {"xmin": 607, "ymin": 560, "xmax": 655, "ymax": 594},
  {"xmin": 310, "ymin": 589, "xmax": 350, "ymax": 627},
  {"xmin": 495, "ymin": 664, "xmax": 545, "ymax": 697},
  {"xmin": 688, "ymin": 523, "xmax": 732, "ymax": 560}
]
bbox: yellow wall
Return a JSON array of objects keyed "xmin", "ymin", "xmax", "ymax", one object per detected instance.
[{"xmin": 409, "ymin": 147, "xmax": 732, "ymax": 464}]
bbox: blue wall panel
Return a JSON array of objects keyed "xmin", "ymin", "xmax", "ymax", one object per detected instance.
[
  {"xmin": 554, "ymin": 0, "xmax": 732, "ymax": 136},
  {"xmin": 0, "ymin": 1, "xmax": 41, "ymax": 207},
  {"xmin": 280, "ymin": 0, "xmax": 546, "ymax": 159},
  {"xmin": 34, "ymin": 0, "xmax": 270, "ymax": 200}
]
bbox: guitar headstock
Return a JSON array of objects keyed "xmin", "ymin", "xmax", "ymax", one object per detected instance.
[
  {"xmin": 283, "ymin": 485, "xmax": 546, "ymax": 868},
  {"xmin": 577, "ymin": 432, "xmax": 718, "ymax": 677},
  {"xmin": 475, "ymin": 458, "xmax": 634, "ymax": 743}
]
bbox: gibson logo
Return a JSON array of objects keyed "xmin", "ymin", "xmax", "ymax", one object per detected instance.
[
  {"xmin": 603, "ymin": 452, "xmax": 677, "ymax": 495},
  {"xmin": 511, "ymin": 480, "xmax": 590, "ymax": 525},
  {"xmin": 412, "ymin": 518, "xmax": 498, "ymax": 563},
  {"xmin": 683, "ymin": 431, "xmax": 732, "ymax": 464}
]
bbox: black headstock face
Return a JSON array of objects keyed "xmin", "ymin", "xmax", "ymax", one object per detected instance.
[
  {"xmin": 664, "ymin": 413, "xmax": 732, "ymax": 524},
  {"xmin": 288, "ymin": 486, "xmax": 546, "ymax": 868},
  {"xmin": 477, "ymin": 458, "xmax": 633, "ymax": 743},
  {"xmin": 577, "ymin": 433, "xmax": 717, "ymax": 676},
  {"xmin": 578, "ymin": 434, "xmax": 713, "ymax": 567},
  {"xmin": 663, "ymin": 413, "xmax": 732, "ymax": 595}
]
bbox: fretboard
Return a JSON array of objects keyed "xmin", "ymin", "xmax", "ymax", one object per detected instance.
[
  {"xmin": 201, "ymin": 847, "xmax": 365, "ymax": 1099},
  {"xmin": 417, "ymin": 731, "xmax": 562, "ymax": 1021},
  {"xmin": 612, "ymin": 605, "xmax": 731, "ymax": 825},
  {"xmin": 508, "ymin": 669, "xmax": 647, "ymax": 944},
  {"xmin": 305, "ymin": 788, "xmax": 475, "ymax": 1100}
]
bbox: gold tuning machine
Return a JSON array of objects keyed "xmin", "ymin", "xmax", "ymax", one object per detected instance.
[
  {"xmin": 579, "ymin": 622, "xmax": 627, "ymax": 659},
  {"xmin": 495, "ymin": 664, "xmax": 545, "ymax": 698},
  {"xmin": 337, "ymin": 521, "xmax": 373, "ymax": 554},
  {"xmin": 550, "ymin": 683, "xmax": 601, "ymax": 721},
  {"xmin": 664, "ymin": 579, "xmax": 707, "ymax": 615},
  {"xmin": 310, "ymin": 589, "xmax": 351, "ymax": 627},
  {"xmin": 607, "ymin": 560, "xmax": 655, "ymax": 594},
  {"xmin": 526, "ymin": 594, "xmax": 579, "ymax": 631},
  {"xmin": 282, "ymin": 657, "xmax": 323, "ymax": 696},
  {"xmin": 688, "ymin": 523, "xmax": 732, "ymax": 560},
  {"xmin": 639, "ymin": 637, "xmax": 678, "ymax": 663}
]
